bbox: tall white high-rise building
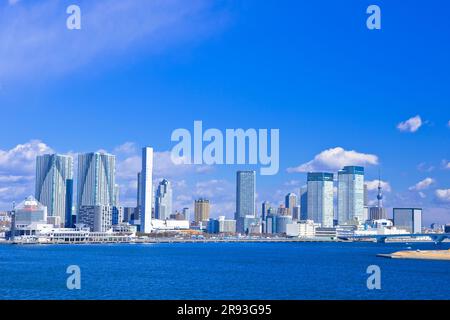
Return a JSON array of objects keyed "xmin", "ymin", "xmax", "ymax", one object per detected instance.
[
  {"xmin": 135, "ymin": 172, "xmax": 141, "ymax": 220},
  {"xmin": 140, "ymin": 147, "xmax": 154, "ymax": 233},
  {"xmin": 77, "ymin": 152, "xmax": 116, "ymax": 212},
  {"xmin": 114, "ymin": 184, "xmax": 120, "ymax": 207},
  {"xmin": 307, "ymin": 172, "xmax": 334, "ymax": 227},
  {"xmin": 155, "ymin": 179, "xmax": 172, "ymax": 220},
  {"xmin": 337, "ymin": 166, "xmax": 365, "ymax": 225},
  {"xmin": 35, "ymin": 154, "xmax": 73, "ymax": 227}
]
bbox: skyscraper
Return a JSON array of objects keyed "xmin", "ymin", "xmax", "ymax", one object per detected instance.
[
  {"xmin": 292, "ymin": 206, "xmax": 301, "ymax": 220},
  {"xmin": 135, "ymin": 172, "xmax": 141, "ymax": 221},
  {"xmin": 393, "ymin": 208, "xmax": 423, "ymax": 234},
  {"xmin": 35, "ymin": 154, "xmax": 73, "ymax": 227},
  {"xmin": 277, "ymin": 204, "xmax": 289, "ymax": 216},
  {"xmin": 285, "ymin": 193, "xmax": 298, "ymax": 217},
  {"xmin": 369, "ymin": 207, "xmax": 386, "ymax": 220},
  {"xmin": 65, "ymin": 179, "xmax": 74, "ymax": 227},
  {"xmin": 363, "ymin": 183, "xmax": 369, "ymax": 206},
  {"xmin": 307, "ymin": 172, "xmax": 334, "ymax": 227},
  {"xmin": 300, "ymin": 186, "xmax": 308, "ymax": 220},
  {"xmin": 77, "ymin": 152, "xmax": 116, "ymax": 210},
  {"xmin": 112, "ymin": 206, "xmax": 124, "ymax": 225},
  {"xmin": 337, "ymin": 166, "xmax": 365, "ymax": 225},
  {"xmin": 140, "ymin": 147, "xmax": 154, "ymax": 233},
  {"xmin": 261, "ymin": 201, "xmax": 270, "ymax": 220},
  {"xmin": 155, "ymin": 179, "xmax": 172, "ymax": 220},
  {"xmin": 194, "ymin": 199, "xmax": 210, "ymax": 223},
  {"xmin": 235, "ymin": 171, "xmax": 256, "ymax": 219},
  {"xmin": 113, "ymin": 184, "xmax": 120, "ymax": 207},
  {"xmin": 182, "ymin": 207, "xmax": 190, "ymax": 222}
]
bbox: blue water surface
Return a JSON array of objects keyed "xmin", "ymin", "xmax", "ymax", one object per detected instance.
[{"xmin": 0, "ymin": 242, "xmax": 449, "ymax": 300}]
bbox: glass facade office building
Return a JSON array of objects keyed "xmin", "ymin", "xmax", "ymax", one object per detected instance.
[
  {"xmin": 35, "ymin": 154, "xmax": 73, "ymax": 227},
  {"xmin": 300, "ymin": 186, "xmax": 308, "ymax": 220},
  {"xmin": 307, "ymin": 172, "xmax": 334, "ymax": 227},
  {"xmin": 285, "ymin": 193, "xmax": 298, "ymax": 217},
  {"xmin": 155, "ymin": 179, "xmax": 173, "ymax": 220},
  {"xmin": 337, "ymin": 166, "xmax": 365, "ymax": 225},
  {"xmin": 393, "ymin": 208, "xmax": 422, "ymax": 234},
  {"xmin": 261, "ymin": 201, "xmax": 270, "ymax": 220},
  {"xmin": 14, "ymin": 196, "xmax": 48, "ymax": 226},
  {"xmin": 77, "ymin": 152, "xmax": 116, "ymax": 212},
  {"xmin": 236, "ymin": 171, "xmax": 256, "ymax": 219}
]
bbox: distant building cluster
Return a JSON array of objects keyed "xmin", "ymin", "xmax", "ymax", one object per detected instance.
[
  {"xmin": 190, "ymin": 166, "xmax": 429, "ymax": 240},
  {"xmin": 254, "ymin": 166, "xmax": 425, "ymax": 239}
]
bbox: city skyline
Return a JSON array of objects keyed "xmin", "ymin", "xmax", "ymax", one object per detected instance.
[
  {"xmin": 0, "ymin": 145, "xmax": 448, "ymax": 226},
  {"xmin": 0, "ymin": 0, "xmax": 449, "ymax": 225},
  {"xmin": 0, "ymin": 146, "xmax": 440, "ymax": 230}
]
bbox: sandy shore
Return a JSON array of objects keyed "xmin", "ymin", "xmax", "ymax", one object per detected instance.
[{"xmin": 378, "ymin": 249, "xmax": 450, "ymax": 261}]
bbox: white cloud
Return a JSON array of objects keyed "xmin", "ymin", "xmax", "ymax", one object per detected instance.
[
  {"xmin": 284, "ymin": 180, "xmax": 301, "ymax": 187},
  {"xmin": 173, "ymin": 180, "xmax": 187, "ymax": 189},
  {"xmin": 113, "ymin": 142, "xmax": 137, "ymax": 156},
  {"xmin": 0, "ymin": 140, "xmax": 53, "ymax": 175},
  {"xmin": 176, "ymin": 194, "xmax": 192, "ymax": 202},
  {"xmin": 417, "ymin": 162, "xmax": 435, "ymax": 173},
  {"xmin": 154, "ymin": 151, "xmax": 213, "ymax": 179},
  {"xmin": 435, "ymin": 189, "xmax": 450, "ymax": 203},
  {"xmin": 0, "ymin": 185, "xmax": 28, "ymax": 205},
  {"xmin": 116, "ymin": 155, "xmax": 141, "ymax": 180},
  {"xmin": 169, "ymin": 178, "xmax": 235, "ymax": 218},
  {"xmin": 442, "ymin": 160, "xmax": 450, "ymax": 170},
  {"xmin": 287, "ymin": 147, "xmax": 378, "ymax": 173},
  {"xmin": 397, "ymin": 115, "xmax": 422, "ymax": 133},
  {"xmin": 116, "ymin": 150, "xmax": 212, "ymax": 180},
  {"xmin": 409, "ymin": 178, "xmax": 435, "ymax": 191},
  {"xmin": 194, "ymin": 179, "xmax": 230, "ymax": 198},
  {"xmin": 0, "ymin": 140, "xmax": 55, "ymax": 209},
  {"xmin": 365, "ymin": 180, "xmax": 392, "ymax": 192},
  {"xmin": 0, "ymin": 175, "xmax": 33, "ymax": 183},
  {"xmin": 0, "ymin": 0, "xmax": 229, "ymax": 81}
]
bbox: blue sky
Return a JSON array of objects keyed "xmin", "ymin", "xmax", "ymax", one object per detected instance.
[{"xmin": 0, "ymin": 0, "xmax": 449, "ymax": 224}]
